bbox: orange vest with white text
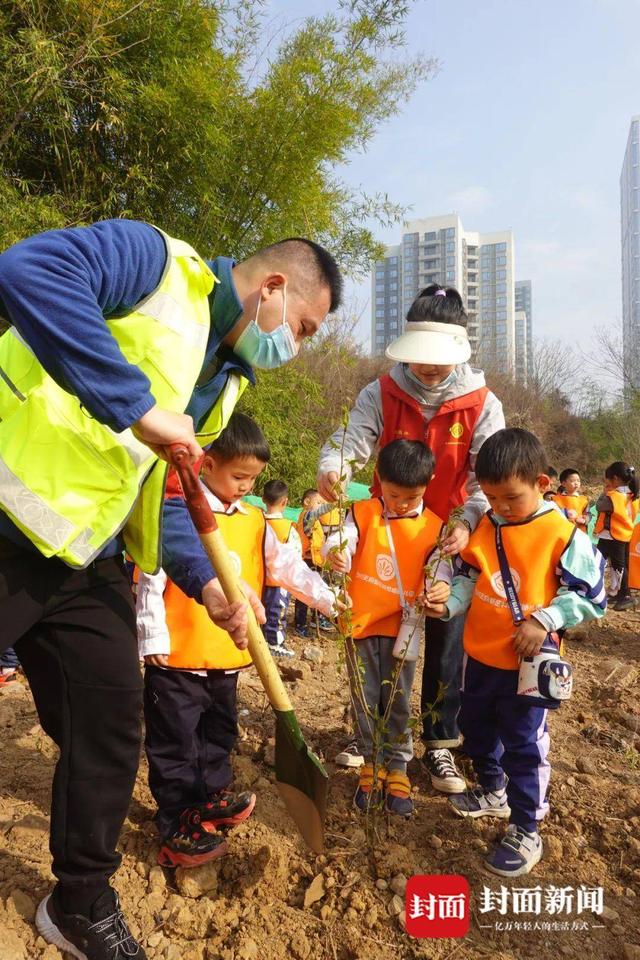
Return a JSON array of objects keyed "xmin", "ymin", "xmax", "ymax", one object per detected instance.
[
  {"xmin": 265, "ymin": 516, "xmax": 295, "ymax": 587},
  {"xmin": 164, "ymin": 506, "xmax": 265, "ymax": 670},
  {"xmin": 461, "ymin": 510, "xmax": 575, "ymax": 671},
  {"xmin": 595, "ymin": 490, "xmax": 634, "ymax": 542},
  {"xmin": 551, "ymin": 493, "xmax": 589, "ymax": 523},
  {"xmin": 372, "ymin": 373, "xmax": 489, "ymax": 521},
  {"xmin": 347, "ymin": 498, "xmax": 442, "ymax": 640}
]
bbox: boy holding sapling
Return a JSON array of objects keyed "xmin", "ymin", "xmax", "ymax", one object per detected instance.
[
  {"xmin": 425, "ymin": 429, "xmax": 606, "ymax": 876},
  {"xmin": 325, "ymin": 439, "xmax": 451, "ymax": 818}
]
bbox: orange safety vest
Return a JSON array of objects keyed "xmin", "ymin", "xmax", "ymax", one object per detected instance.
[
  {"xmin": 461, "ymin": 509, "xmax": 575, "ymax": 671},
  {"xmin": 164, "ymin": 506, "xmax": 265, "ymax": 670},
  {"xmin": 628, "ymin": 517, "xmax": 640, "ymax": 589},
  {"xmin": 595, "ymin": 490, "xmax": 634, "ymax": 542},
  {"xmin": 296, "ymin": 509, "xmax": 325, "ymax": 567},
  {"xmin": 265, "ymin": 515, "xmax": 295, "ymax": 587},
  {"xmin": 551, "ymin": 494, "xmax": 589, "ymax": 523},
  {"xmin": 347, "ymin": 498, "xmax": 442, "ymax": 641},
  {"xmin": 372, "ymin": 373, "xmax": 489, "ymax": 522}
]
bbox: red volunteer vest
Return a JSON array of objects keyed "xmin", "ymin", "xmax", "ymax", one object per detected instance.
[{"xmin": 372, "ymin": 373, "xmax": 489, "ymax": 522}]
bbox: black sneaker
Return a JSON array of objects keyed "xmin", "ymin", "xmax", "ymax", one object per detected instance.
[
  {"xmin": 422, "ymin": 748, "xmax": 466, "ymax": 794},
  {"xmin": 613, "ymin": 596, "xmax": 635, "ymax": 611},
  {"xmin": 157, "ymin": 807, "xmax": 228, "ymax": 868},
  {"xmin": 199, "ymin": 789, "xmax": 256, "ymax": 829},
  {"xmin": 36, "ymin": 888, "xmax": 145, "ymax": 959}
]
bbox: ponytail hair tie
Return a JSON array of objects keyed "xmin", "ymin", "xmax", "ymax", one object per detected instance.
[
  {"xmin": 629, "ymin": 465, "xmax": 636, "ymax": 475},
  {"xmin": 434, "ymin": 289, "xmax": 447, "ymax": 298}
]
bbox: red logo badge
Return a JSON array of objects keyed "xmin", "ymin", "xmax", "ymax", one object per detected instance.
[{"xmin": 405, "ymin": 875, "xmax": 470, "ymax": 938}]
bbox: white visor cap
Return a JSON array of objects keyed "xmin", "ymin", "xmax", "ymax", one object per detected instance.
[{"xmin": 385, "ymin": 320, "xmax": 471, "ymax": 366}]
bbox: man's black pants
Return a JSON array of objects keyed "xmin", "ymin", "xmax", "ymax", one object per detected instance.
[
  {"xmin": 1, "ymin": 540, "xmax": 142, "ymax": 907},
  {"xmin": 143, "ymin": 665, "xmax": 239, "ymax": 836}
]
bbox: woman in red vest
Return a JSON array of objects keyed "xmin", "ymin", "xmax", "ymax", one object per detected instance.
[{"xmin": 318, "ymin": 284, "xmax": 504, "ymax": 791}]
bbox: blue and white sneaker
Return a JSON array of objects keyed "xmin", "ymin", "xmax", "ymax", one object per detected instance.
[
  {"xmin": 449, "ymin": 785, "xmax": 511, "ymax": 819},
  {"xmin": 269, "ymin": 645, "xmax": 296, "ymax": 659},
  {"xmin": 484, "ymin": 824, "xmax": 543, "ymax": 877}
]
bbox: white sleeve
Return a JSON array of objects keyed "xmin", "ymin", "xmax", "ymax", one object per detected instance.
[
  {"xmin": 317, "ymin": 380, "xmax": 383, "ymax": 484},
  {"xmin": 461, "ymin": 391, "xmax": 505, "ymax": 531},
  {"xmin": 136, "ymin": 569, "xmax": 171, "ymax": 658},
  {"xmin": 287, "ymin": 525, "xmax": 303, "ymax": 556},
  {"xmin": 321, "ymin": 508, "xmax": 358, "ymax": 572},
  {"xmin": 265, "ymin": 526, "xmax": 338, "ymax": 616}
]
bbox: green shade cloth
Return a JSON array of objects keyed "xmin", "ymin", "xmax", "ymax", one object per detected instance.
[{"xmin": 243, "ymin": 481, "xmax": 371, "ymax": 521}]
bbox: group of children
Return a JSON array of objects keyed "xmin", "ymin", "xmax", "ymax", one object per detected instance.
[{"xmin": 131, "ymin": 411, "xmax": 635, "ymax": 880}]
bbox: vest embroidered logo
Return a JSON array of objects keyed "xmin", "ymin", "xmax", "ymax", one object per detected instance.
[
  {"xmin": 376, "ymin": 554, "xmax": 395, "ymax": 581},
  {"xmin": 449, "ymin": 422, "xmax": 464, "ymax": 439},
  {"xmin": 490, "ymin": 568, "xmax": 521, "ymax": 598},
  {"xmin": 228, "ymin": 551, "xmax": 243, "ymax": 577}
]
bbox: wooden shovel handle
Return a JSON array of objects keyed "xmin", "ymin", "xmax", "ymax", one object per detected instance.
[{"xmin": 170, "ymin": 445, "xmax": 292, "ymax": 712}]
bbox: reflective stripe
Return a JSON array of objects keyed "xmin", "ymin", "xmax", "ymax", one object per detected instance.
[
  {"xmin": 136, "ymin": 291, "xmax": 209, "ymax": 352},
  {"xmin": 0, "ymin": 457, "xmax": 75, "ymax": 550},
  {"xmin": 0, "ymin": 364, "xmax": 25, "ymax": 402},
  {"xmin": 105, "ymin": 425, "xmax": 155, "ymax": 471},
  {"xmin": 197, "ymin": 374, "xmax": 242, "ymax": 441},
  {"xmin": 68, "ymin": 527, "xmax": 98, "ymax": 565}
]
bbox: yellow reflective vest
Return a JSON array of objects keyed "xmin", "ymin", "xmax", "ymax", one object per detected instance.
[{"xmin": 0, "ymin": 232, "xmax": 247, "ymax": 572}]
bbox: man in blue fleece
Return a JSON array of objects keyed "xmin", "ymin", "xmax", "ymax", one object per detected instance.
[{"xmin": 0, "ymin": 220, "xmax": 342, "ymax": 960}]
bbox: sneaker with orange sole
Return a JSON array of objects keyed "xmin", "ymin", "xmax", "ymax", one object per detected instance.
[
  {"xmin": 157, "ymin": 807, "xmax": 228, "ymax": 868},
  {"xmin": 200, "ymin": 789, "xmax": 256, "ymax": 830}
]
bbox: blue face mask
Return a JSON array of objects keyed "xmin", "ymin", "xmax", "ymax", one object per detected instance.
[{"xmin": 233, "ymin": 286, "xmax": 299, "ymax": 370}]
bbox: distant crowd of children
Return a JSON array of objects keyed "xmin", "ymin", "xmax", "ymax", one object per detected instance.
[{"xmin": 124, "ymin": 408, "xmax": 639, "ymax": 882}]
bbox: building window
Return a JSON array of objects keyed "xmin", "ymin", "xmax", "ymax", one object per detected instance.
[
  {"xmin": 446, "ymin": 257, "xmax": 455, "ymax": 267},
  {"xmin": 446, "ymin": 271, "xmax": 455, "ymax": 281},
  {"xmin": 446, "ymin": 241, "xmax": 455, "ymax": 252},
  {"xmin": 496, "ymin": 242, "xmax": 507, "ymax": 252},
  {"xmin": 376, "ymin": 297, "xmax": 385, "ymax": 305},
  {"xmin": 497, "ymin": 309, "xmax": 507, "ymax": 320},
  {"xmin": 496, "ymin": 256, "xmax": 507, "ymax": 267},
  {"xmin": 496, "ymin": 296, "xmax": 507, "ymax": 306},
  {"xmin": 496, "ymin": 282, "xmax": 507, "ymax": 293},
  {"xmin": 496, "ymin": 270, "xmax": 507, "ymax": 281},
  {"xmin": 445, "ymin": 227, "xmax": 456, "ymax": 237}
]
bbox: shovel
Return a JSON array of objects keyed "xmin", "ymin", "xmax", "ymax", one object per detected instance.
[{"xmin": 170, "ymin": 446, "xmax": 328, "ymax": 853}]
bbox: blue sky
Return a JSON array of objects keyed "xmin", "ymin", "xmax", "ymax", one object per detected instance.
[{"xmin": 264, "ymin": 0, "xmax": 640, "ymax": 351}]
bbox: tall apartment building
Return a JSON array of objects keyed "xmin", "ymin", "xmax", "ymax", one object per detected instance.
[
  {"xmin": 515, "ymin": 279, "xmax": 533, "ymax": 383},
  {"xmin": 621, "ymin": 116, "xmax": 640, "ymax": 393},
  {"xmin": 371, "ymin": 214, "xmax": 520, "ymax": 377}
]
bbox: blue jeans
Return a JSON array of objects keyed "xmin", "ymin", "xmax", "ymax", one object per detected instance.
[
  {"xmin": 0, "ymin": 646, "xmax": 19, "ymax": 670},
  {"xmin": 420, "ymin": 615, "xmax": 464, "ymax": 749}
]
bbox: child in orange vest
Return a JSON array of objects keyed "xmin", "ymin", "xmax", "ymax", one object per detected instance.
[
  {"xmin": 595, "ymin": 460, "xmax": 639, "ymax": 611},
  {"xmin": 426, "ymin": 429, "xmax": 606, "ymax": 877},
  {"xmin": 326, "ymin": 439, "xmax": 451, "ymax": 818},
  {"xmin": 552, "ymin": 469, "xmax": 589, "ymax": 526},
  {"xmin": 261, "ymin": 478, "xmax": 300, "ymax": 658},
  {"xmin": 136, "ymin": 414, "xmax": 339, "ymax": 868},
  {"xmin": 294, "ymin": 488, "xmax": 335, "ymax": 638}
]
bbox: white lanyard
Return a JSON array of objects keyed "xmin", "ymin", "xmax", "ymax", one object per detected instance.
[{"xmin": 383, "ymin": 515, "xmax": 407, "ymax": 610}]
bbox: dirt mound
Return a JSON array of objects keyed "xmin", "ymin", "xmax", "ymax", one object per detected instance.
[{"xmin": 1, "ymin": 612, "xmax": 639, "ymax": 959}]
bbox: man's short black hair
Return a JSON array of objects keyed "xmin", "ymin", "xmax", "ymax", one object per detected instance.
[
  {"xmin": 207, "ymin": 412, "xmax": 270, "ymax": 464},
  {"xmin": 476, "ymin": 429, "xmax": 547, "ymax": 485},
  {"xmin": 263, "ymin": 479, "xmax": 288, "ymax": 505},
  {"xmin": 376, "ymin": 440, "xmax": 435, "ymax": 489},
  {"xmin": 559, "ymin": 468, "xmax": 580, "ymax": 483},
  {"xmin": 248, "ymin": 238, "xmax": 343, "ymax": 313}
]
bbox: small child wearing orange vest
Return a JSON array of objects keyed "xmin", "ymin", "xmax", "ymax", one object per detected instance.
[
  {"xmin": 326, "ymin": 439, "xmax": 451, "ymax": 818},
  {"xmin": 426, "ymin": 429, "xmax": 606, "ymax": 877},
  {"xmin": 136, "ymin": 414, "xmax": 339, "ymax": 869},
  {"xmin": 551, "ymin": 469, "xmax": 589, "ymax": 526},
  {"xmin": 594, "ymin": 461, "xmax": 639, "ymax": 611},
  {"xmin": 261, "ymin": 478, "xmax": 300, "ymax": 658},
  {"xmin": 294, "ymin": 489, "xmax": 335, "ymax": 638}
]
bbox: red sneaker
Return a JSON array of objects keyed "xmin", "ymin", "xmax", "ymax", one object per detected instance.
[
  {"xmin": 200, "ymin": 790, "xmax": 256, "ymax": 830},
  {"xmin": 157, "ymin": 808, "xmax": 228, "ymax": 868}
]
